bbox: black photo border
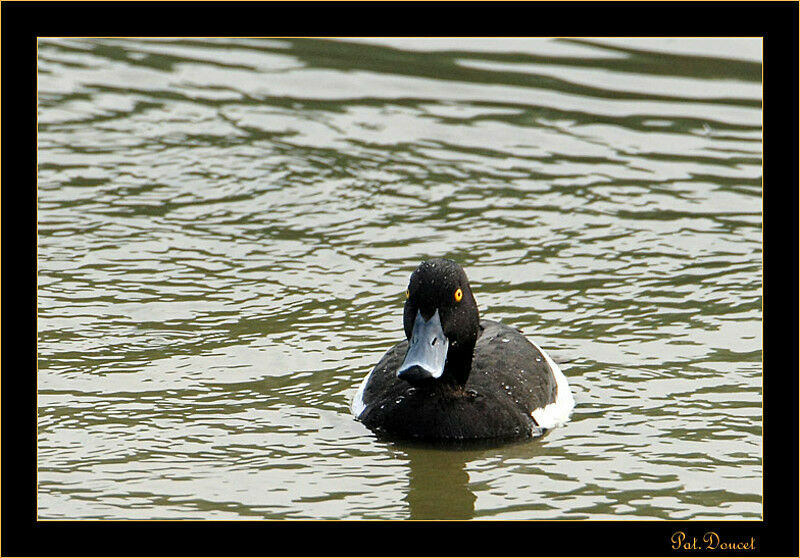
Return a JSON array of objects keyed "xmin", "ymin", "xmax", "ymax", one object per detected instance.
[{"xmin": 4, "ymin": 1, "xmax": 797, "ymax": 556}]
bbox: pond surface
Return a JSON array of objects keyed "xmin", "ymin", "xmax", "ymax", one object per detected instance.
[{"xmin": 37, "ymin": 37, "xmax": 762, "ymax": 520}]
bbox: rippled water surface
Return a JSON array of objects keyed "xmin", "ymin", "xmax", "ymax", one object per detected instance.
[{"xmin": 37, "ymin": 38, "xmax": 762, "ymax": 520}]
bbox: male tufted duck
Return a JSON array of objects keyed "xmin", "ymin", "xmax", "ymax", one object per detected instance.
[{"xmin": 351, "ymin": 258, "xmax": 575, "ymax": 441}]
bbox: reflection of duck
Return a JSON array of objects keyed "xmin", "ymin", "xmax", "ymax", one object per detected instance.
[
  {"xmin": 399, "ymin": 435, "xmax": 554, "ymax": 520},
  {"xmin": 352, "ymin": 259, "xmax": 574, "ymax": 441},
  {"xmin": 403, "ymin": 445, "xmax": 476, "ymax": 520}
]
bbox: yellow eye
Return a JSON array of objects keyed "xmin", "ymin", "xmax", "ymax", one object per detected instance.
[
  {"xmin": 454, "ymin": 288, "xmax": 463, "ymax": 302},
  {"xmin": 405, "ymin": 289, "xmax": 410, "ymax": 299}
]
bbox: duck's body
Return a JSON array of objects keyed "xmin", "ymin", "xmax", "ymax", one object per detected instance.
[{"xmin": 351, "ymin": 259, "xmax": 574, "ymax": 442}]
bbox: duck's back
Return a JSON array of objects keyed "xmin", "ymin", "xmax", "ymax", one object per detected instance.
[{"xmin": 354, "ymin": 320, "xmax": 561, "ymax": 440}]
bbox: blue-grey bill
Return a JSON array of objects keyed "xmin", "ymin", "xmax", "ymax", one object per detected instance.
[{"xmin": 397, "ymin": 309, "xmax": 449, "ymax": 382}]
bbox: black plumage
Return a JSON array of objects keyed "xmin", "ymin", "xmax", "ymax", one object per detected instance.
[{"xmin": 355, "ymin": 258, "xmax": 563, "ymax": 441}]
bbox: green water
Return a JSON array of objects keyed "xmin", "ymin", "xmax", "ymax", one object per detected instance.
[{"xmin": 37, "ymin": 38, "xmax": 762, "ymax": 520}]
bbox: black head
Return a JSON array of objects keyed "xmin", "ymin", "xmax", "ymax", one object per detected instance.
[{"xmin": 399, "ymin": 258, "xmax": 480, "ymax": 386}]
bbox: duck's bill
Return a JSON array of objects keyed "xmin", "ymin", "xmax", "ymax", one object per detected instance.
[{"xmin": 397, "ymin": 309, "xmax": 449, "ymax": 382}]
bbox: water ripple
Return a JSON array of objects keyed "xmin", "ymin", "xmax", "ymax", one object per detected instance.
[{"xmin": 38, "ymin": 37, "xmax": 761, "ymax": 520}]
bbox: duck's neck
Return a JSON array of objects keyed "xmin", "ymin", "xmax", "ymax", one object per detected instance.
[{"xmin": 442, "ymin": 346, "xmax": 475, "ymax": 386}]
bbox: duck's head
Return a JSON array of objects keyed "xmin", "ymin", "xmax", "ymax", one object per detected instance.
[{"xmin": 398, "ymin": 258, "xmax": 480, "ymax": 386}]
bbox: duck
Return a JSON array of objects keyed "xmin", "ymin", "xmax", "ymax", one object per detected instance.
[{"xmin": 351, "ymin": 258, "xmax": 575, "ymax": 441}]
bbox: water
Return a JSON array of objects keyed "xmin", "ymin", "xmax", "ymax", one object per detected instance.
[{"xmin": 37, "ymin": 38, "xmax": 762, "ymax": 520}]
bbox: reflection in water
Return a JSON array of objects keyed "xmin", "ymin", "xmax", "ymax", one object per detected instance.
[
  {"xmin": 398, "ymin": 436, "xmax": 551, "ymax": 520},
  {"xmin": 403, "ymin": 446, "xmax": 476, "ymax": 520}
]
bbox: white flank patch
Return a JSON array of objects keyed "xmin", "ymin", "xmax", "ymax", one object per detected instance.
[
  {"xmin": 529, "ymin": 341, "xmax": 575, "ymax": 429},
  {"xmin": 350, "ymin": 369, "xmax": 373, "ymax": 418}
]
